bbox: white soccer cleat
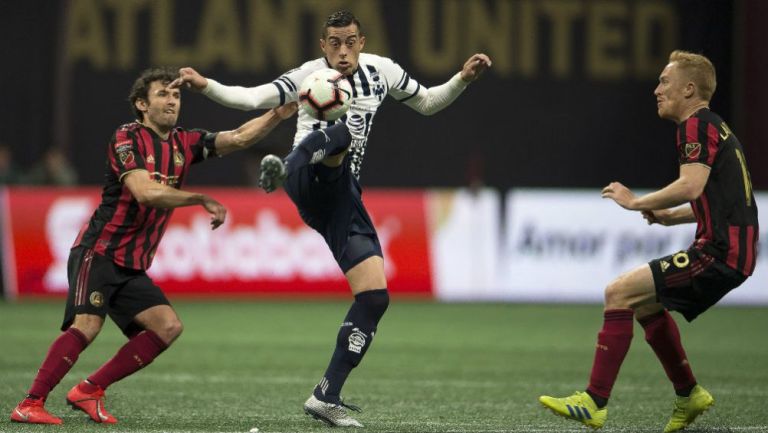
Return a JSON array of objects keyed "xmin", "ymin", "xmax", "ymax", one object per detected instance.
[
  {"xmin": 258, "ymin": 154, "xmax": 287, "ymax": 193},
  {"xmin": 303, "ymin": 394, "xmax": 363, "ymax": 427}
]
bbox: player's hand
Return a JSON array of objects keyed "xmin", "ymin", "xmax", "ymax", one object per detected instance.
[
  {"xmin": 201, "ymin": 195, "xmax": 226, "ymax": 229},
  {"xmin": 642, "ymin": 210, "xmax": 671, "ymax": 226},
  {"xmin": 275, "ymin": 102, "xmax": 298, "ymax": 120},
  {"xmin": 169, "ymin": 67, "xmax": 208, "ymax": 92},
  {"xmin": 601, "ymin": 181, "xmax": 638, "ymax": 210},
  {"xmin": 460, "ymin": 53, "xmax": 492, "ymax": 82}
]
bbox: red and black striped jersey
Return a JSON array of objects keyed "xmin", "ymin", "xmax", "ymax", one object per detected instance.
[
  {"xmin": 676, "ymin": 108, "xmax": 759, "ymax": 276},
  {"xmin": 73, "ymin": 122, "xmax": 218, "ymax": 270}
]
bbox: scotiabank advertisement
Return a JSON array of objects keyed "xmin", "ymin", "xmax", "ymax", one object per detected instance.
[{"xmin": 1, "ymin": 187, "xmax": 433, "ymax": 299}]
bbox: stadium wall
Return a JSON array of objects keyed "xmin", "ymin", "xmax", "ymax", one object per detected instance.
[
  {"xmin": 4, "ymin": 0, "xmax": 762, "ymax": 191},
  {"xmin": 2, "ymin": 187, "xmax": 765, "ymax": 305}
]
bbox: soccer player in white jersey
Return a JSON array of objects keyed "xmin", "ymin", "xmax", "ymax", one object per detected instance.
[{"xmin": 173, "ymin": 10, "xmax": 491, "ymax": 427}]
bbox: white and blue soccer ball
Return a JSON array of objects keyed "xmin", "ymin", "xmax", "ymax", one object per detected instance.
[{"xmin": 298, "ymin": 68, "xmax": 353, "ymax": 121}]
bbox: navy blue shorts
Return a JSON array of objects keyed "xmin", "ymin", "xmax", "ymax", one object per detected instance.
[
  {"xmin": 649, "ymin": 247, "xmax": 747, "ymax": 322},
  {"xmin": 283, "ymin": 155, "xmax": 382, "ymax": 273},
  {"xmin": 62, "ymin": 247, "xmax": 170, "ymax": 337}
]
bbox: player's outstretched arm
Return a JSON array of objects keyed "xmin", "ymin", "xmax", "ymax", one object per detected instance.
[
  {"xmin": 170, "ymin": 67, "xmax": 282, "ymax": 111},
  {"xmin": 403, "ymin": 53, "xmax": 492, "ymax": 116},
  {"xmin": 122, "ymin": 170, "xmax": 226, "ymax": 229},
  {"xmin": 642, "ymin": 206, "xmax": 696, "ymax": 226},
  {"xmin": 602, "ymin": 164, "xmax": 710, "ymax": 211},
  {"xmin": 214, "ymin": 103, "xmax": 298, "ymax": 156}
]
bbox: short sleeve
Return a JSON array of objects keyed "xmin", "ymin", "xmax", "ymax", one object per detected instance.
[
  {"xmin": 376, "ymin": 55, "xmax": 422, "ymax": 102},
  {"xmin": 271, "ymin": 59, "xmax": 325, "ymax": 105},
  {"xmin": 677, "ymin": 117, "xmax": 720, "ymax": 167},
  {"xmin": 110, "ymin": 129, "xmax": 146, "ymax": 181},
  {"xmin": 184, "ymin": 128, "xmax": 219, "ymax": 164}
]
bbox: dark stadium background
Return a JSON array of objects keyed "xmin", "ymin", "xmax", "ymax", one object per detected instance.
[{"xmin": 1, "ymin": 0, "xmax": 766, "ymax": 190}]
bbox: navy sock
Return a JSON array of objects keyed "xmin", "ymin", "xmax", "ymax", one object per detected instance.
[
  {"xmin": 314, "ymin": 289, "xmax": 389, "ymax": 403},
  {"xmin": 285, "ymin": 123, "xmax": 351, "ymax": 176}
]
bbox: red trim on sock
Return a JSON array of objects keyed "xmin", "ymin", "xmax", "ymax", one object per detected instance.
[
  {"xmin": 641, "ymin": 310, "xmax": 697, "ymax": 392},
  {"xmin": 587, "ymin": 309, "xmax": 634, "ymax": 399}
]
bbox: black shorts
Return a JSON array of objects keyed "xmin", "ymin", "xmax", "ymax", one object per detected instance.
[
  {"xmin": 62, "ymin": 247, "xmax": 170, "ymax": 337},
  {"xmin": 649, "ymin": 247, "xmax": 747, "ymax": 322},
  {"xmin": 283, "ymin": 155, "xmax": 382, "ymax": 273}
]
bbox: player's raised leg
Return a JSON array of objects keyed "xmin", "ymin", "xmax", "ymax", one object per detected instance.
[
  {"xmin": 304, "ymin": 254, "xmax": 389, "ymax": 427},
  {"xmin": 259, "ymin": 123, "xmax": 351, "ymax": 192},
  {"xmin": 539, "ymin": 264, "xmax": 657, "ymax": 429}
]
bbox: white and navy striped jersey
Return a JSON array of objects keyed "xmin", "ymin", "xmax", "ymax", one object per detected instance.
[{"xmin": 271, "ymin": 53, "xmax": 422, "ymax": 179}]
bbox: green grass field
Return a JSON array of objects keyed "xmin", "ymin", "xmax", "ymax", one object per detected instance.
[{"xmin": 1, "ymin": 300, "xmax": 767, "ymax": 433}]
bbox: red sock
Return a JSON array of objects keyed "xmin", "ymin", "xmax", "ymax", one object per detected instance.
[
  {"xmin": 639, "ymin": 310, "xmax": 696, "ymax": 393},
  {"xmin": 28, "ymin": 328, "xmax": 89, "ymax": 399},
  {"xmin": 87, "ymin": 330, "xmax": 167, "ymax": 389},
  {"xmin": 587, "ymin": 309, "xmax": 634, "ymax": 400}
]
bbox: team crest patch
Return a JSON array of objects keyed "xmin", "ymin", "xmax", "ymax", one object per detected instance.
[
  {"xmin": 684, "ymin": 142, "xmax": 701, "ymax": 160},
  {"xmin": 89, "ymin": 291, "xmax": 104, "ymax": 308},
  {"xmin": 173, "ymin": 151, "xmax": 184, "ymax": 166},
  {"xmin": 348, "ymin": 328, "xmax": 366, "ymax": 354}
]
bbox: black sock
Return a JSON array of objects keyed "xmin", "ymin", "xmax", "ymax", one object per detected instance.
[
  {"xmin": 314, "ymin": 289, "xmax": 389, "ymax": 403},
  {"xmin": 586, "ymin": 389, "xmax": 608, "ymax": 409},
  {"xmin": 285, "ymin": 123, "xmax": 351, "ymax": 176}
]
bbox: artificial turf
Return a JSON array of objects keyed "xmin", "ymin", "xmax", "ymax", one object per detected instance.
[{"xmin": 1, "ymin": 300, "xmax": 766, "ymax": 432}]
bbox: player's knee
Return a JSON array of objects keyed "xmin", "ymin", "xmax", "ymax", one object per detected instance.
[
  {"xmin": 325, "ymin": 122, "xmax": 351, "ymax": 143},
  {"xmin": 156, "ymin": 318, "xmax": 184, "ymax": 345},
  {"xmin": 71, "ymin": 314, "xmax": 104, "ymax": 343},
  {"xmin": 604, "ymin": 279, "xmax": 631, "ymax": 308},
  {"xmin": 356, "ymin": 289, "xmax": 389, "ymax": 321}
]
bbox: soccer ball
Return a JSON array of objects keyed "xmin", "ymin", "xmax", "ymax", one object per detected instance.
[{"xmin": 298, "ymin": 68, "xmax": 353, "ymax": 121}]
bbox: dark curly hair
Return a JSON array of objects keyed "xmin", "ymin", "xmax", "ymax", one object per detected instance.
[
  {"xmin": 323, "ymin": 10, "xmax": 362, "ymax": 38},
  {"xmin": 128, "ymin": 67, "xmax": 179, "ymax": 120}
]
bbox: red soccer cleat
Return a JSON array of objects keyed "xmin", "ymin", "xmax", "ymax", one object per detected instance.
[
  {"xmin": 66, "ymin": 382, "xmax": 117, "ymax": 424},
  {"xmin": 10, "ymin": 398, "xmax": 63, "ymax": 424}
]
